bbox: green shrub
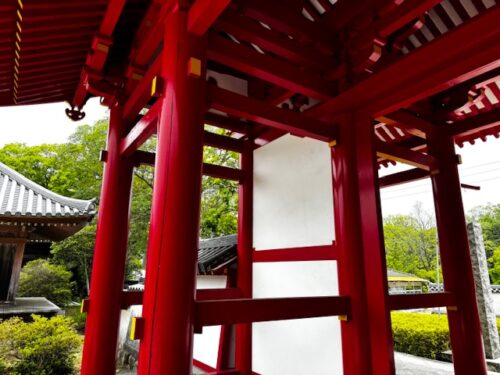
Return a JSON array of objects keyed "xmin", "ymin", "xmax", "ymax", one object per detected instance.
[
  {"xmin": 64, "ymin": 306, "xmax": 87, "ymax": 332},
  {"xmin": 0, "ymin": 315, "xmax": 82, "ymax": 374},
  {"xmin": 18, "ymin": 259, "xmax": 74, "ymax": 306},
  {"xmin": 391, "ymin": 312, "xmax": 450, "ymax": 359}
]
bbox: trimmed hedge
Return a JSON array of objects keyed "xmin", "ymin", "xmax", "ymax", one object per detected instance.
[
  {"xmin": 391, "ymin": 312, "xmax": 450, "ymax": 359},
  {"xmin": 392, "ymin": 312, "xmax": 500, "ymax": 360}
]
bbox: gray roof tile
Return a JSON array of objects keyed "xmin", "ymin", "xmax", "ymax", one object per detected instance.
[{"xmin": 0, "ymin": 162, "xmax": 96, "ymax": 218}]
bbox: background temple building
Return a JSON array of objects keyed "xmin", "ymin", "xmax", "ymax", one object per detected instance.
[{"xmin": 0, "ymin": 162, "xmax": 95, "ymax": 316}]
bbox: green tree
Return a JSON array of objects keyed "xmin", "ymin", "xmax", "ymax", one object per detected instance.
[
  {"xmin": 0, "ymin": 315, "xmax": 81, "ymax": 374},
  {"xmin": 0, "ymin": 120, "xmax": 240, "ymax": 300},
  {"xmin": 489, "ymin": 247, "xmax": 500, "ymax": 284},
  {"xmin": 384, "ymin": 202, "xmax": 438, "ymax": 282},
  {"xmin": 0, "ymin": 143, "xmax": 61, "ymax": 188},
  {"xmin": 17, "ymin": 259, "xmax": 74, "ymax": 306},
  {"xmin": 51, "ymin": 225, "xmax": 96, "ymax": 297},
  {"xmin": 200, "ymin": 126, "xmax": 239, "ymax": 238}
]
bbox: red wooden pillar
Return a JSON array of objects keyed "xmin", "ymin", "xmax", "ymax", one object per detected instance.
[
  {"xmin": 81, "ymin": 104, "xmax": 134, "ymax": 375},
  {"xmin": 428, "ymin": 129, "xmax": 487, "ymax": 375},
  {"xmin": 331, "ymin": 113, "xmax": 395, "ymax": 375},
  {"xmin": 236, "ymin": 136, "xmax": 254, "ymax": 374},
  {"xmin": 137, "ymin": 7, "xmax": 207, "ymax": 375}
]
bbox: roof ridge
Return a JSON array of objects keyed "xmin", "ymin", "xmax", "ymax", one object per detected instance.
[{"xmin": 0, "ymin": 161, "xmax": 95, "ymax": 213}]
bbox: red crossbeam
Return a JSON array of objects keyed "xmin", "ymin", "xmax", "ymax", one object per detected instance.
[
  {"xmin": 123, "ymin": 55, "xmax": 162, "ymax": 122},
  {"xmin": 379, "ymin": 168, "xmax": 429, "ymax": 188},
  {"xmin": 72, "ymin": 0, "xmax": 126, "ymax": 107},
  {"xmin": 188, "ymin": 0, "xmax": 231, "ymax": 36},
  {"xmin": 120, "ymin": 99, "xmax": 162, "ymax": 157},
  {"xmin": 214, "ymin": 12, "xmax": 331, "ymax": 71},
  {"xmin": 134, "ymin": 150, "xmax": 243, "ymax": 181},
  {"xmin": 202, "ymin": 163, "xmax": 243, "ymax": 182},
  {"xmin": 388, "ymin": 292, "xmax": 457, "ymax": 310},
  {"xmin": 376, "ymin": 140, "xmax": 439, "ymax": 172},
  {"xmin": 374, "ymin": 0, "xmax": 443, "ymax": 38},
  {"xmin": 447, "ymin": 108, "xmax": 500, "ymax": 137},
  {"xmin": 208, "ymin": 85, "xmax": 336, "ymax": 142},
  {"xmin": 205, "ymin": 112, "xmax": 248, "ymax": 135},
  {"xmin": 238, "ymin": 0, "xmax": 332, "ymax": 53},
  {"xmin": 308, "ymin": 5, "xmax": 500, "ymax": 118},
  {"xmin": 378, "ymin": 110, "xmax": 436, "ymax": 139},
  {"xmin": 253, "ymin": 243, "xmax": 337, "ymax": 262},
  {"xmin": 204, "ymin": 131, "xmax": 244, "ymax": 153},
  {"xmin": 208, "ymin": 34, "xmax": 334, "ymax": 100},
  {"xmin": 120, "ymin": 288, "xmax": 243, "ymax": 308},
  {"xmin": 194, "ymin": 296, "xmax": 351, "ymax": 328}
]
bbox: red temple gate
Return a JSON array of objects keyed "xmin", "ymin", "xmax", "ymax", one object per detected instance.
[{"xmin": 1, "ymin": 0, "xmax": 500, "ymax": 374}]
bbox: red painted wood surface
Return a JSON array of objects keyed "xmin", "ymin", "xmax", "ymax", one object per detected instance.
[
  {"xmin": 137, "ymin": 9, "xmax": 207, "ymax": 374},
  {"xmin": 252, "ymin": 243, "xmax": 337, "ymax": 262},
  {"xmin": 80, "ymin": 105, "xmax": 134, "ymax": 375},
  {"xmin": 236, "ymin": 137, "xmax": 254, "ymax": 375},
  {"xmin": 332, "ymin": 114, "xmax": 395, "ymax": 375},
  {"xmin": 429, "ymin": 129, "xmax": 488, "ymax": 375}
]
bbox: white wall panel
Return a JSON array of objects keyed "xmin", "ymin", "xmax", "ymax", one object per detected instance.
[
  {"xmin": 252, "ymin": 261, "xmax": 343, "ymax": 375},
  {"xmin": 193, "ymin": 275, "xmax": 227, "ymax": 369},
  {"xmin": 253, "ymin": 135, "xmax": 334, "ymax": 250}
]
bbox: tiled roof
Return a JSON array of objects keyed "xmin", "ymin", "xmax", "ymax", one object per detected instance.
[
  {"xmin": 198, "ymin": 234, "xmax": 237, "ymax": 274},
  {"xmin": 0, "ymin": 162, "xmax": 96, "ymax": 218}
]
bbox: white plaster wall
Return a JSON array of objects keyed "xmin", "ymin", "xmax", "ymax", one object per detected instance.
[
  {"xmin": 193, "ymin": 275, "xmax": 227, "ymax": 369},
  {"xmin": 253, "ymin": 134, "xmax": 335, "ymax": 250},
  {"xmin": 252, "ymin": 134, "xmax": 342, "ymax": 374},
  {"xmin": 252, "ymin": 261, "xmax": 343, "ymax": 375}
]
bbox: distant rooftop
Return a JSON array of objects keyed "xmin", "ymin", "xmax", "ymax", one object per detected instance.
[{"xmin": 0, "ymin": 162, "xmax": 96, "ymax": 218}]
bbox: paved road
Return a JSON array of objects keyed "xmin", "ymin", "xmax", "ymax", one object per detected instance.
[{"xmin": 395, "ymin": 352, "xmax": 499, "ymax": 375}]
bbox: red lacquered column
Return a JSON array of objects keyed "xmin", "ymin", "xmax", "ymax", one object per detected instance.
[
  {"xmin": 137, "ymin": 8, "xmax": 207, "ymax": 375},
  {"xmin": 429, "ymin": 129, "xmax": 487, "ymax": 375},
  {"xmin": 236, "ymin": 136, "xmax": 254, "ymax": 375},
  {"xmin": 81, "ymin": 104, "xmax": 134, "ymax": 375},
  {"xmin": 331, "ymin": 113, "xmax": 395, "ymax": 375}
]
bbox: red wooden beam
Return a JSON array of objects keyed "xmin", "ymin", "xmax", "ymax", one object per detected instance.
[
  {"xmin": 388, "ymin": 292, "xmax": 457, "ymax": 310},
  {"xmin": 123, "ymin": 55, "xmax": 162, "ymax": 122},
  {"xmin": 188, "ymin": 0, "xmax": 231, "ymax": 36},
  {"xmin": 253, "ymin": 243, "xmax": 337, "ymax": 262},
  {"xmin": 376, "ymin": 140, "xmax": 439, "ymax": 172},
  {"xmin": 208, "ymin": 34, "xmax": 334, "ymax": 100},
  {"xmin": 205, "ymin": 112, "xmax": 248, "ymax": 135},
  {"xmin": 379, "ymin": 168, "xmax": 429, "ymax": 188},
  {"xmin": 120, "ymin": 99, "xmax": 162, "ymax": 157},
  {"xmin": 208, "ymin": 85, "xmax": 336, "ymax": 142},
  {"xmin": 238, "ymin": 0, "xmax": 333, "ymax": 53},
  {"xmin": 121, "ymin": 288, "xmax": 244, "ymax": 308},
  {"xmin": 214, "ymin": 12, "xmax": 332, "ymax": 71},
  {"xmin": 448, "ymin": 108, "xmax": 500, "ymax": 137},
  {"xmin": 134, "ymin": 150, "xmax": 243, "ymax": 181},
  {"xmin": 308, "ymin": 5, "xmax": 500, "ymax": 119},
  {"xmin": 129, "ymin": 2, "xmax": 175, "ymax": 68},
  {"xmin": 71, "ymin": 0, "xmax": 126, "ymax": 108},
  {"xmin": 194, "ymin": 296, "xmax": 351, "ymax": 328},
  {"xmin": 378, "ymin": 110, "xmax": 436, "ymax": 139},
  {"xmin": 202, "ymin": 163, "xmax": 243, "ymax": 182},
  {"xmin": 204, "ymin": 131, "xmax": 244, "ymax": 153},
  {"xmin": 374, "ymin": 0, "xmax": 443, "ymax": 38}
]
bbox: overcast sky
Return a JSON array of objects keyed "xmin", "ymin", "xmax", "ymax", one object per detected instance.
[{"xmin": 0, "ymin": 102, "xmax": 498, "ymax": 218}]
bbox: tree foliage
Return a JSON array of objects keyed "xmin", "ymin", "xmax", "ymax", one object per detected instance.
[
  {"xmin": 0, "ymin": 315, "xmax": 81, "ymax": 374},
  {"xmin": 17, "ymin": 259, "xmax": 74, "ymax": 306},
  {"xmin": 471, "ymin": 204, "xmax": 500, "ymax": 283},
  {"xmin": 384, "ymin": 202, "xmax": 439, "ymax": 282},
  {"xmin": 0, "ymin": 119, "xmax": 240, "ymax": 299}
]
